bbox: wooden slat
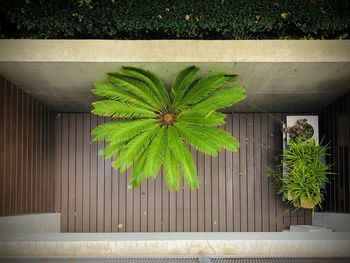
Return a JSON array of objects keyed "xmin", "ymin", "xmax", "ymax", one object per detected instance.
[
  {"xmin": 96, "ymin": 117, "xmax": 105, "ymax": 232},
  {"xmin": 89, "ymin": 115, "xmax": 98, "ymax": 232},
  {"xmin": 225, "ymin": 114, "xmax": 234, "ymax": 232},
  {"xmin": 247, "ymin": 114, "xmax": 255, "ymax": 232},
  {"xmin": 253, "ymin": 113, "xmax": 262, "ymax": 231},
  {"xmin": 261, "ymin": 113, "xmax": 269, "ymax": 231},
  {"xmin": 82, "ymin": 113, "xmax": 91, "ymax": 232},
  {"xmin": 75, "ymin": 114, "xmax": 84, "ymax": 232},
  {"xmin": 268, "ymin": 114, "xmax": 277, "ymax": 232},
  {"xmin": 239, "ymin": 114, "xmax": 248, "ymax": 232},
  {"xmin": 232, "ymin": 114, "xmax": 241, "ymax": 232}
]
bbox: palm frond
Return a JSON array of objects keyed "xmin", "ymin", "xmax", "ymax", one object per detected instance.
[
  {"xmin": 91, "ymin": 100, "xmax": 157, "ymax": 119},
  {"xmin": 92, "ymin": 66, "xmax": 245, "ymax": 191},
  {"xmin": 174, "ymin": 123, "xmax": 220, "ymax": 156},
  {"xmin": 92, "ymin": 81, "xmax": 154, "ymax": 110},
  {"xmin": 191, "ymin": 87, "xmax": 246, "ymax": 112},
  {"xmin": 144, "ymin": 126, "xmax": 167, "ymax": 178},
  {"xmin": 178, "ymin": 111, "xmax": 226, "ymax": 127},
  {"xmin": 167, "ymin": 127, "xmax": 199, "ymax": 189},
  {"xmin": 121, "ymin": 66, "xmax": 169, "ymax": 108},
  {"xmin": 91, "ymin": 119, "xmax": 156, "ymax": 142},
  {"xmin": 99, "ymin": 141, "xmax": 123, "ymax": 159},
  {"xmin": 170, "ymin": 66, "xmax": 199, "ymax": 108},
  {"xmin": 129, "ymin": 153, "xmax": 148, "ymax": 188},
  {"xmin": 177, "ymin": 73, "xmax": 230, "ymax": 109},
  {"xmin": 163, "ymin": 148, "xmax": 180, "ymax": 191},
  {"xmin": 108, "ymin": 72, "xmax": 163, "ymax": 110},
  {"xmin": 114, "ymin": 124, "xmax": 160, "ymax": 172}
]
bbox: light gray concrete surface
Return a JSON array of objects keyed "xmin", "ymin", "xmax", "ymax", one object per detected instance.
[
  {"xmin": 0, "ymin": 213, "xmax": 60, "ymax": 233},
  {"xmin": 313, "ymin": 213, "xmax": 350, "ymax": 232},
  {"xmin": 0, "ymin": 40, "xmax": 349, "ymax": 112},
  {"xmin": 0, "ymin": 232, "xmax": 349, "ymax": 257}
]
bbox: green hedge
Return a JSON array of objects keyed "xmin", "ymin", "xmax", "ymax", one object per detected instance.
[{"xmin": 1, "ymin": 0, "xmax": 349, "ymax": 39}]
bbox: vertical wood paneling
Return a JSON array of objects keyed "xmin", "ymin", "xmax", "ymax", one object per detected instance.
[
  {"xmin": 0, "ymin": 76, "xmax": 55, "ymax": 216},
  {"xmin": 319, "ymin": 91, "xmax": 350, "ymax": 213},
  {"xmin": 53, "ymin": 112, "xmax": 312, "ymax": 232}
]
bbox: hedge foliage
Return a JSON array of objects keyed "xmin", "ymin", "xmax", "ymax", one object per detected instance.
[{"xmin": 1, "ymin": 0, "xmax": 349, "ymax": 39}]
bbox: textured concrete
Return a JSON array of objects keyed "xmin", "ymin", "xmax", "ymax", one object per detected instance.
[
  {"xmin": 0, "ymin": 40, "xmax": 350, "ymax": 63},
  {"xmin": 0, "ymin": 214, "xmax": 60, "ymax": 233},
  {"xmin": 314, "ymin": 213, "xmax": 350, "ymax": 232},
  {"xmin": 0, "ymin": 233, "xmax": 349, "ymax": 257},
  {"xmin": 0, "ymin": 40, "xmax": 349, "ymax": 112}
]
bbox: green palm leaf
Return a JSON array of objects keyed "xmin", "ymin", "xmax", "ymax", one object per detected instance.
[
  {"xmin": 92, "ymin": 81, "xmax": 154, "ymax": 110},
  {"xmin": 121, "ymin": 66, "xmax": 169, "ymax": 109},
  {"xmin": 191, "ymin": 87, "xmax": 246, "ymax": 112},
  {"xmin": 174, "ymin": 123, "xmax": 220, "ymax": 156},
  {"xmin": 91, "ymin": 100, "xmax": 157, "ymax": 119},
  {"xmin": 167, "ymin": 127, "xmax": 199, "ymax": 189},
  {"xmin": 171, "ymin": 65, "xmax": 199, "ymax": 108},
  {"xmin": 144, "ymin": 126, "xmax": 167, "ymax": 178},
  {"xmin": 177, "ymin": 73, "xmax": 232, "ymax": 109},
  {"xmin": 163, "ymin": 148, "xmax": 180, "ymax": 191},
  {"xmin": 91, "ymin": 66, "xmax": 245, "ymax": 191},
  {"xmin": 108, "ymin": 72, "xmax": 163, "ymax": 110},
  {"xmin": 114, "ymin": 124, "xmax": 160, "ymax": 172},
  {"xmin": 129, "ymin": 153, "xmax": 148, "ymax": 188},
  {"xmin": 178, "ymin": 111, "xmax": 226, "ymax": 127},
  {"xmin": 91, "ymin": 119, "xmax": 156, "ymax": 142}
]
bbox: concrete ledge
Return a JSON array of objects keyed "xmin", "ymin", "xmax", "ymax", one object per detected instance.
[
  {"xmin": 0, "ymin": 214, "xmax": 60, "ymax": 234},
  {"xmin": 0, "ymin": 233, "xmax": 349, "ymax": 257},
  {"xmin": 0, "ymin": 40, "xmax": 349, "ymax": 63}
]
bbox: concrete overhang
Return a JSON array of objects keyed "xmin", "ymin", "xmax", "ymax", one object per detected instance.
[{"xmin": 0, "ymin": 40, "xmax": 349, "ymax": 112}]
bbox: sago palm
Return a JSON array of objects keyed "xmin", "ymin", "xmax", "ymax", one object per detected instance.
[{"xmin": 91, "ymin": 66, "xmax": 246, "ymax": 190}]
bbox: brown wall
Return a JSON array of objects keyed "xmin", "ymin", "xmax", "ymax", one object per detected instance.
[
  {"xmin": 54, "ymin": 113, "xmax": 311, "ymax": 232},
  {"xmin": 320, "ymin": 91, "xmax": 350, "ymax": 213},
  {"xmin": 0, "ymin": 77, "xmax": 55, "ymax": 216}
]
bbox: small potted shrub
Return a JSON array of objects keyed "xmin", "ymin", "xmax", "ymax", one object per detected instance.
[{"xmin": 273, "ymin": 119, "xmax": 333, "ymax": 210}]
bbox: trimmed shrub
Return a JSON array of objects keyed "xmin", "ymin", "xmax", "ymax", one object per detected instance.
[{"xmin": 0, "ymin": 0, "xmax": 349, "ymax": 39}]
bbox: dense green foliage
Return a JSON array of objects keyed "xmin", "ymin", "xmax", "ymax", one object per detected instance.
[
  {"xmin": 272, "ymin": 137, "xmax": 332, "ymax": 210},
  {"xmin": 1, "ymin": 0, "xmax": 349, "ymax": 39},
  {"xmin": 91, "ymin": 66, "xmax": 245, "ymax": 190}
]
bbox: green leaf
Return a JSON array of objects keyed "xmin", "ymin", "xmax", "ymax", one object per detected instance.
[
  {"xmin": 114, "ymin": 124, "xmax": 160, "ymax": 172},
  {"xmin": 163, "ymin": 148, "xmax": 180, "ymax": 191},
  {"xmin": 171, "ymin": 65, "xmax": 199, "ymax": 107},
  {"xmin": 91, "ymin": 119, "xmax": 157, "ymax": 142},
  {"xmin": 121, "ymin": 66, "xmax": 169, "ymax": 109},
  {"xmin": 91, "ymin": 100, "xmax": 157, "ymax": 118},
  {"xmin": 174, "ymin": 123, "xmax": 220, "ymax": 156},
  {"xmin": 144, "ymin": 126, "xmax": 167, "ymax": 178},
  {"xmin": 108, "ymin": 72, "xmax": 163, "ymax": 110},
  {"xmin": 129, "ymin": 153, "xmax": 148, "ymax": 188},
  {"xmin": 92, "ymin": 81, "xmax": 154, "ymax": 110},
  {"xmin": 191, "ymin": 87, "xmax": 246, "ymax": 112},
  {"xmin": 178, "ymin": 111, "xmax": 226, "ymax": 127},
  {"xmin": 99, "ymin": 141, "xmax": 124, "ymax": 159},
  {"xmin": 177, "ymin": 73, "xmax": 230, "ymax": 109},
  {"xmin": 167, "ymin": 127, "xmax": 199, "ymax": 189}
]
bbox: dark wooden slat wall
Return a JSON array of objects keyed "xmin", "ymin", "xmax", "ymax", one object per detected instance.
[
  {"xmin": 319, "ymin": 91, "xmax": 350, "ymax": 213},
  {"xmin": 54, "ymin": 113, "xmax": 311, "ymax": 232},
  {"xmin": 0, "ymin": 76, "xmax": 55, "ymax": 216}
]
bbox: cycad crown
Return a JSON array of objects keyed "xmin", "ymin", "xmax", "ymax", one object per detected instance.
[{"xmin": 91, "ymin": 66, "xmax": 246, "ymax": 191}]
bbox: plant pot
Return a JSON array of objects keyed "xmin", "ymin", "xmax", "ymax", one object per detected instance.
[{"xmin": 300, "ymin": 197, "xmax": 317, "ymax": 209}]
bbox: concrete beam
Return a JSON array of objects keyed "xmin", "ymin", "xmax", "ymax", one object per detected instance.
[
  {"xmin": 0, "ymin": 232, "xmax": 349, "ymax": 257},
  {"xmin": 0, "ymin": 40, "xmax": 349, "ymax": 63}
]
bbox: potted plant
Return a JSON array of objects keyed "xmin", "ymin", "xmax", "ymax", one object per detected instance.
[
  {"xmin": 272, "ymin": 119, "xmax": 333, "ymax": 210},
  {"xmin": 90, "ymin": 66, "xmax": 246, "ymax": 190}
]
